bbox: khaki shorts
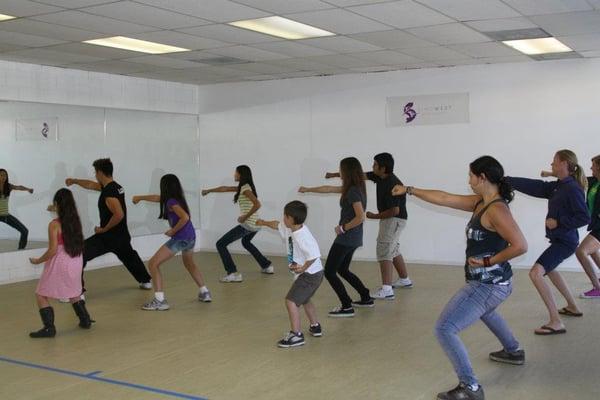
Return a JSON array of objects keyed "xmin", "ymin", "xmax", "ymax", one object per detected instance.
[
  {"xmin": 376, "ymin": 218, "xmax": 406, "ymax": 261},
  {"xmin": 286, "ymin": 270, "xmax": 324, "ymax": 306}
]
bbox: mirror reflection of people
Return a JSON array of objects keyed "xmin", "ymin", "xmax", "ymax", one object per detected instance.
[
  {"xmin": 29, "ymin": 189, "xmax": 93, "ymax": 338},
  {"xmin": 0, "ymin": 168, "xmax": 33, "ymax": 250},
  {"xmin": 66, "ymin": 158, "xmax": 152, "ymax": 294}
]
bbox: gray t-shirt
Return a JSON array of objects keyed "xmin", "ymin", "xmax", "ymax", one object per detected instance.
[{"xmin": 334, "ymin": 186, "xmax": 367, "ymax": 248}]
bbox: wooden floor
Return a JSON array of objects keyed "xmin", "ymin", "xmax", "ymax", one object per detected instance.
[{"xmin": 0, "ymin": 252, "xmax": 598, "ymax": 400}]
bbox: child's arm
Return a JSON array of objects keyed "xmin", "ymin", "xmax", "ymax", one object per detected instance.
[
  {"xmin": 29, "ymin": 221, "xmax": 60, "ymax": 265},
  {"xmin": 290, "ymin": 258, "xmax": 317, "ymax": 274},
  {"xmin": 201, "ymin": 186, "xmax": 237, "ymax": 196},
  {"xmin": 166, "ymin": 203, "xmax": 190, "ymax": 237},
  {"xmin": 299, "ymin": 185, "xmax": 342, "ymax": 194},
  {"xmin": 256, "ymin": 219, "xmax": 279, "ymax": 230},
  {"xmin": 65, "ymin": 178, "xmax": 101, "ymax": 191},
  {"xmin": 10, "ymin": 184, "xmax": 34, "ymax": 194},
  {"xmin": 132, "ymin": 194, "xmax": 160, "ymax": 204}
]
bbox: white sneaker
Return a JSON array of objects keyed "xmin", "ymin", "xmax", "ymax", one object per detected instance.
[
  {"xmin": 261, "ymin": 265, "xmax": 274, "ymax": 274},
  {"xmin": 198, "ymin": 290, "xmax": 212, "ymax": 302},
  {"xmin": 58, "ymin": 298, "xmax": 70, "ymax": 303},
  {"xmin": 392, "ymin": 278, "xmax": 413, "ymax": 289},
  {"xmin": 139, "ymin": 282, "xmax": 153, "ymax": 290},
  {"xmin": 370, "ymin": 287, "xmax": 395, "ymax": 300},
  {"xmin": 141, "ymin": 298, "xmax": 170, "ymax": 311},
  {"xmin": 220, "ymin": 273, "xmax": 243, "ymax": 283}
]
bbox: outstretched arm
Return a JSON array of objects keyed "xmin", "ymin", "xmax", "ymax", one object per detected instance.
[
  {"xmin": 299, "ymin": 185, "xmax": 342, "ymax": 194},
  {"xmin": 256, "ymin": 219, "xmax": 279, "ymax": 230},
  {"xmin": 132, "ymin": 194, "xmax": 160, "ymax": 204},
  {"xmin": 65, "ymin": 178, "xmax": 101, "ymax": 191},
  {"xmin": 10, "ymin": 184, "xmax": 34, "ymax": 194},
  {"xmin": 201, "ymin": 186, "xmax": 237, "ymax": 196},
  {"xmin": 392, "ymin": 185, "xmax": 481, "ymax": 212}
]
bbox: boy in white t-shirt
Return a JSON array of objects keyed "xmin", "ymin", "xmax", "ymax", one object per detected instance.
[{"xmin": 257, "ymin": 201, "xmax": 324, "ymax": 348}]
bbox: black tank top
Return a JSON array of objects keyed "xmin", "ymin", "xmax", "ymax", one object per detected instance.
[{"xmin": 465, "ymin": 198, "xmax": 513, "ymax": 284}]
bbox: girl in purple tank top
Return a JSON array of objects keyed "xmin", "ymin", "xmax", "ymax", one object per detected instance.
[{"xmin": 133, "ymin": 174, "xmax": 211, "ymax": 311}]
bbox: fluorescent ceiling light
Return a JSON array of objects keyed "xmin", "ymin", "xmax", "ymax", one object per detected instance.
[
  {"xmin": 229, "ymin": 16, "xmax": 335, "ymax": 40},
  {"xmin": 0, "ymin": 13, "xmax": 17, "ymax": 21},
  {"xmin": 83, "ymin": 36, "xmax": 189, "ymax": 54},
  {"xmin": 502, "ymin": 37, "xmax": 572, "ymax": 55}
]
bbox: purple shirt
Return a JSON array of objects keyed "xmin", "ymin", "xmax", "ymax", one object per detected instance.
[{"xmin": 167, "ymin": 199, "xmax": 196, "ymax": 241}]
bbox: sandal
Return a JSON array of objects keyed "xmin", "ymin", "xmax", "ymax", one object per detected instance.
[
  {"xmin": 535, "ymin": 325, "xmax": 567, "ymax": 335},
  {"xmin": 558, "ymin": 307, "xmax": 583, "ymax": 317}
]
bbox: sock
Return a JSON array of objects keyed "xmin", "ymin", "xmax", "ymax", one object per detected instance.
[
  {"xmin": 199, "ymin": 286, "xmax": 208, "ymax": 293},
  {"xmin": 468, "ymin": 384, "xmax": 479, "ymax": 391},
  {"xmin": 310, "ymin": 322, "xmax": 320, "ymax": 327},
  {"xmin": 399, "ymin": 277, "xmax": 411, "ymax": 283},
  {"xmin": 382, "ymin": 284, "xmax": 392, "ymax": 291},
  {"xmin": 154, "ymin": 292, "xmax": 165, "ymax": 302}
]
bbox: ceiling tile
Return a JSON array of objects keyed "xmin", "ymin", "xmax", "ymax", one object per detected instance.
[
  {"xmin": 134, "ymin": 0, "xmax": 271, "ymax": 23},
  {"xmin": 31, "ymin": 1, "xmax": 118, "ymax": 7},
  {"xmin": 306, "ymin": 53, "xmax": 381, "ymax": 68},
  {"xmin": 68, "ymin": 60, "xmax": 151, "ymax": 74},
  {"xmin": 31, "ymin": 10, "xmax": 156, "ymax": 35},
  {"xmin": 123, "ymin": 54, "xmax": 208, "ymax": 68},
  {"xmin": 178, "ymin": 24, "xmax": 280, "ymax": 44},
  {"xmin": 0, "ymin": 19, "xmax": 101, "ymax": 41},
  {"xmin": 322, "ymin": 0, "xmax": 390, "ymax": 6},
  {"xmin": 580, "ymin": 49, "xmax": 600, "ymax": 57},
  {"xmin": 465, "ymin": 17, "xmax": 539, "ymax": 32},
  {"xmin": 407, "ymin": 23, "xmax": 491, "ymax": 44},
  {"xmin": 283, "ymin": 9, "xmax": 390, "ymax": 34},
  {"xmin": 415, "ymin": 0, "xmax": 520, "ymax": 21},
  {"xmin": 46, "ymin": 42, "xmax": 143, "ymax": 59},
  {"xmin": 349, "ymin": 30, "xmax": 436, "ymax": 49},
  {"xmin": 207, "ymin": 45, "xmax": 290, "ymax": 61},
  {"xmin": 529, "ymin": 11, "xmax": 600, "ymax": 36},
  {"xmin": 447, "ymin": 42, "xmax": 522, "ymax": 58},
  {"xmin": 0, "ymin": 30, "xmax": 66, "ymax": 47},
  {"xmin": 347, "ymin": 1, "xmax": 454, "ymax": 29},
  {"xmin": 501, "ymin": 0, "xmax": 592, "ymax": 16},
  {"xmin": 225, "ymin": 62, "xmax": 299, "ymax": 74},
  {"xmin": 558, "ymin": 33, "xmax": 600, "ymax": 50},
  {"xmin": 348, "ymin": 50, "xmax": 422, "ymax": 64},
  {"xmin": 0, "ymin": 0, "xmax": 63, "ymax": 17},
  {"xmin": 129, "ymin": 30, "xmax": 229, "ymax": 51},
  {"xmin": 232, "ymin": 0, "xmax": 334, "ymax": 14},
  {"xmin": 265, "ymin": 57, "xmax": 339, "ymax": 71},
  {"xmin": 2, "ymin": 47, "xmax": 104, "ymax": 65},
  {"xmin": 0, "ymin": 43, "xmax": 26, "ymax": 52},
  {"xmin": 251, "ymin": 41, "xmax": 334, "ymax": 57},
  {"xmin": 400, "ymin": 46, "xmax": 472, "ymax": 61},
  {"xmin": 298, "ymin": 36, "xmax": 383, "ymax": 52},
  {"xmin": 81, "ymin": 1, "xmax": 211, "ymax": 29}
]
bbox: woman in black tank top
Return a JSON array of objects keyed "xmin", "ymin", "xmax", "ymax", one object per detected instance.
[{"xmin": 392, "ymin": 156, "xmax": 528, "ymax": 400}]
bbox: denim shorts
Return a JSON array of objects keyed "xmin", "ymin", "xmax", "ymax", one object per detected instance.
[{"xmin": 165, "ymin": 238, "xmax": 195, "ymax": 253}]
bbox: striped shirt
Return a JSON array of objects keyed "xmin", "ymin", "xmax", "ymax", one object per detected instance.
[
  {"xmin": 238, "ymin": 184, "xmax": 259, "ymax": 230},
  {"xmin": 0, "ymin": 195, "xmax": 9, "ymax": 216}
]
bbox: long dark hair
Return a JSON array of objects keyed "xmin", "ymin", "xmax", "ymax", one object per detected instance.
[
  {"xmin": 340, "ymin": 157, "xmax": 366, "ymax": 200},
  {"xmin": 0, "ymin": 168, "xmax": 11, "ymax": 197},
  {"xmin": 53, "ymin": 188, "xmax": 84, "ymax": 257},
  {"xmin": 469, "ymin": 156, "xmax": 514, "ymax": 203},
  {"xmin": 159, "ymin": 174, "xmax": 190, "ymax": 220},
  {"xmin": 234, "ymin": 165, "xmax": 257, "ymax": 203}
]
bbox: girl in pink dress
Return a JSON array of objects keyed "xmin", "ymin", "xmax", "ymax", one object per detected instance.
[{"xmin": 28, "ymin": 188, "xmax": 93, "ymax": 338}]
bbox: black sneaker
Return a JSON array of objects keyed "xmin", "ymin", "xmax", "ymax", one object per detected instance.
[
  {"xmin": 309, "ymin": 323, "xmax": 322, "ymax": 337},
  {"xmin": 351, "ymin": 298, "xmax": 375, "ymax": 308},
  {"xmin": 277, "ymin": 331, "xmax": 305, "ymax": 348},
  {"xmin": 489, "ymin": 349, "xmax": 525, "ymax": 365},
  {"xmin": 437, "ymin": 383, "xmax": 485, "ymax": 400},
  {"xmin": 328, "ymin": 306, "xmax": 355, "ymax": 318}
]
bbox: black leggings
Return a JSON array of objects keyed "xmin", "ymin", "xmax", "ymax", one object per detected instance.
[
  {"xmin": 324, "ymin": 243, "xmax": 370, "ymax": 309},
  {"xmin": 0, "ymin": 214, "xmax": 28, "ymax": 249}
]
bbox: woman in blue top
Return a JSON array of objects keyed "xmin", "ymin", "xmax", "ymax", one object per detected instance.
[
  {"xmin": 507, "ymin": 150, "xmax": 590, "ymax": 335},
  {"xmin": 392, "ymin": 156, "xmax": 527, "ymax": 400},
  {"xmin": 133, "ymin": 174, "xmax": 211, "ymax": 311}
]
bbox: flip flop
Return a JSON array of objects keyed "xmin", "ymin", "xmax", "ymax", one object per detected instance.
[
  {"xmin": 558, "ymin": 307, "xmax": 583, "ymax": 317},
  {"xmin": 535, "ymin": 325, "xmax": 567, "ymax": 335}
]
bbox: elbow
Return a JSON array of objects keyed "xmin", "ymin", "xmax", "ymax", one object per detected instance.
[
  {"xmin": 255, "ymin": 201, "xmax": 262, "ymax": 210},
  {"xmin": 514, "ymin": 241, "xmax": 528, "ymax": 257}
]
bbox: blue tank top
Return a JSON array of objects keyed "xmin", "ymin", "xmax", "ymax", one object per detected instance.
[{"xmin": 465, "ymin": 198, "xmax": 513, "ymax": 284}]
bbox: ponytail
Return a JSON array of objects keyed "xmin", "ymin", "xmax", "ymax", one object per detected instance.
[
  {"xmin": 556, "ymin": 149, "xmax": 587, "ymax": 191},
  {"xmin": 498, "ymin": 177, "xmax": 514, "ymax": 203},
  {"xmin": 572, "ymin": 163, "xmax": 588, "ymax": 191}
]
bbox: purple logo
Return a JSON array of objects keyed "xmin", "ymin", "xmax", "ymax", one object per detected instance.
[
  {"xmin": 404, "ymin": 102, "xmax": 417, "ymax": 123},
  {"xmin": 41, "ymin": 122, "xmax": 49, "ymax": 138}
]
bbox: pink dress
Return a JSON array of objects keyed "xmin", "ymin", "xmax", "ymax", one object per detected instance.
[{"xmin": 36, "ymin": 221, "xmax": 83, "ymax": 299}]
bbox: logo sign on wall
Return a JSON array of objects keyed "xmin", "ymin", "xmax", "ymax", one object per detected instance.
[
  {"xmin": 386, "ymin": 93, "xmax": 470, "ymax": 127},
  {"xmin": 15, "ymin": 117, "xmax": 59, "ymax": 141}
]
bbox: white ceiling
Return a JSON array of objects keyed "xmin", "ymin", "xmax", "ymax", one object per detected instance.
[{"xmin": 0, "ymin": 0, "xmax": 598, "ymax": 85}]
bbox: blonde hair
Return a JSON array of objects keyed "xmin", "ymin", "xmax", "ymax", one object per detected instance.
[
  {"xmin": 556, "ymin": 149, "xmax": 587, "ymax": 190},
  {"xmin": 592, "ymin": 154, "xmax": 600, "ymax": 166}
]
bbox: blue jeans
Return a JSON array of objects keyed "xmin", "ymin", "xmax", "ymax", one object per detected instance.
[
  {"xmin": 216, "ymin": 225, "xmax": 271, "ymax": 274},
  {"xmin": 435, "ymin": 281, "xmax": 519, "ymax": 386}
]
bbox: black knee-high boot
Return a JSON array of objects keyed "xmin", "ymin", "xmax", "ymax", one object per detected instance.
[
  {"xmin": 72, "ymin": 300, "xmax": 94, "ymax": 329},
  {"xmin": 29, "ymin": 307, "xmax": 56, "ymax": 338}
]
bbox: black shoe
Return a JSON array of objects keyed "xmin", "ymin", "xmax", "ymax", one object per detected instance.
[
  {"xmin": 351, "ymin": 298, "xmax": 375, "ymax": 308},
  {"xmin": 277, "ymin": 331, "xmax": 305, "ymax": 348},
  {"xmin": 437, "ymin": 383, "xmax": 484, "ymax": 400},
  {"xmin": 328, "ymin": 306, "xmax": 355, "ymax": 318},
  {"xmin": 29, "ymin": 307, "xmax": 56, "ymax": 338},
  {"xmin": 489, "ymin": 349, "xmax": 525, "ymax": 365},
  {"xmin": 309, "ymin": 323, "xmax": 322, "ymax": 337},
  {"xmin": 72, "ymin": 300, "xmax": 94, "ymax": 329}
]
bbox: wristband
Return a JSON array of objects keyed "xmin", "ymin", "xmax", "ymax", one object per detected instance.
[{"xmin": 406, "ymin": 186, "xmax": 414, "ymax": 195}]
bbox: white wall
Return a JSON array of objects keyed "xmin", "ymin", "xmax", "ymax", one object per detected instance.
[{"xmin": 196, "ymin": 58, "xmax": 600, "ymax": 270}]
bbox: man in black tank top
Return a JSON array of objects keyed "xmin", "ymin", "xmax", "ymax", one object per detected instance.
[{"xmin": 66, "ymin": 159, "xmax": 151, "ymax": 292}]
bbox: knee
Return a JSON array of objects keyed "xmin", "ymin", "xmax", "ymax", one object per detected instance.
[
  {"xmin": 22, "ymin": 227, "xmax": 29, "ymax": 236},
  {"xmin": 434, "ymin": 319, "xmax": 454, "ymax": 340},
  {"xmin": 575, "ymin": 247, "xmax": 587, "ymax": 259},
  {"xmin": 216, "ymin": 238, "xmax": 227, "ymax": 250},
  {"xmin": 529, "ymin": 267, "xmax": 544, "ymax": 281},
  {"xmin": 241, "ymin": 236, "xmax": 252, "ymax": 247}
]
